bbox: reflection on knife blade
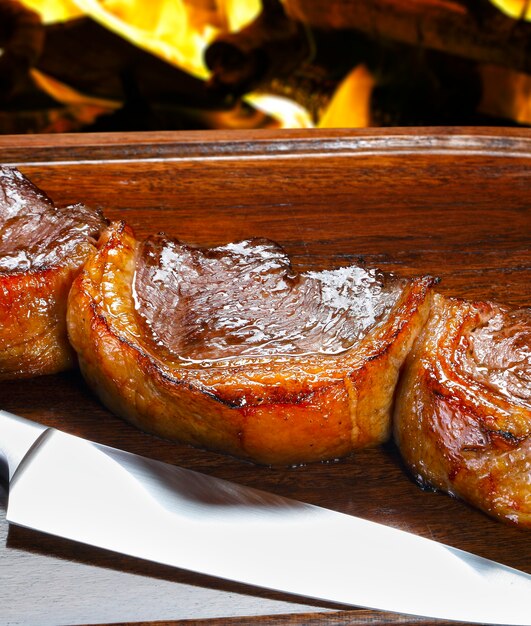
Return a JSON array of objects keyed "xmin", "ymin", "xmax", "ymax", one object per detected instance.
[{"xmin": 1, "ymin": 410, "xmax": 530, "ymax": 626}]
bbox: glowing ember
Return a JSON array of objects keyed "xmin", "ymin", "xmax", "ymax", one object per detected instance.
[
  {"xmin": 479, "ymin": 65, "xmax": 531, "ymax": 125},
  {"xmin": 246, "ymin": 93, "xmax": 314, "ymax": 128}
]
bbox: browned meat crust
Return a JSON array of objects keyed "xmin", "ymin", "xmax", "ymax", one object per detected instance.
[
  {"xmin": 67, "ymin": 221, "xmax": 436, "ymax": 465},
  {"xmin": 3, "ymin": 164, "xmax": 529, "ymax": 526},
  {"xmin": 394, "ymin": 293, "xmax": 531, "ymax": 527},
  {"xmin": 0, "ymin": 167, "xmax": 107, "ymax": 379}
]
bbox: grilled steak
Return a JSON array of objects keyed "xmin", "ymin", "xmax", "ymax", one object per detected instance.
[
  {"xmin": 0, "ymin": 166, "xmax": 106, "ymax": 379},
  {"xmin": 394, "ymin": 294, "xmax": 531, "ymax": 527},
  {"xmin": 67, "ymin": 221, "xmax": 435, "ymax": 465},
  {"xmin": 4, "ymin": 167, "xmax": 527, "ymax": 521}
]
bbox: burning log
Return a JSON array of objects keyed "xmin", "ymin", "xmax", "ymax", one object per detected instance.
[
  {"xmin": 1, "ymin": 0, "xmax": 528, "ymax": 130},
  {"xmin": 284, "ymin": 0, "xmax": 531, "ymax": 74},
  {"xmin": 0, "ymin": 9, "xmax": 279, "ymax": 133},
  {"xmin": 205, "ymin": 0, "xmax": 311, "ymax": 96},
  {"xmin": 0, "ymin": 0, "xmax": 44, "ymax": 99}
]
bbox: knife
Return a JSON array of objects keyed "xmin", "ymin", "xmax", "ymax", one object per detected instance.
[{"xmin": 1, "ymin": 409, "xmax": 530, "ymax": 625}]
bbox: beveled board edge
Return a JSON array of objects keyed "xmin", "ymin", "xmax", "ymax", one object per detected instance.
[{"xmin": 0, "ymin": 127, "xmax": 530, "ymax": 166}]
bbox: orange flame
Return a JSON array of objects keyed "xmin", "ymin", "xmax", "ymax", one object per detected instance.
[
  {"xmin": 22, "ymin": 0, "xmax": 261, "ymax": 78},
  {"xmin": 21, "ymin": 0, "xmax": 316, "ymax": 129},
  {"xmin": 479, "ymin": 65, "xmax": 531, "ymax": 125},
  {"xmin": 318, "ymin": 65, "xmax": 375, "ymax": 129},
  {"xmin": 18, "ymin": 0, "xmax": 531, "ymax": 130},
  {"xmin": 489, "ymin": 0, "xmax": 531, "ymax": 19}
]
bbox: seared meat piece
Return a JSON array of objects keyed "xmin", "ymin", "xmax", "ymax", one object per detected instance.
[
  {"xmin": 68, "ymin": 221, "xmax": 435, "ymax": 465},
  {"xmin": 0, "ymin": 166, "xmax": 106, "ymax": 379},
  {"xmin": 394, "ymin": 294, "xmax": 531, "ymax": 527}
]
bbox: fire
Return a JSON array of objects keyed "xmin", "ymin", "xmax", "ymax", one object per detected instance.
[
  {"xmin": 19, "ymin": 0, "xmax": 369, "ymax": 130},
  {"xmin": 15, "ymin": 0, "xmax": 531, "ymax": 130},
  {"xmin": 489, "ymin": 0, "xmax": 531, "ymax": 19},
  {"xmin": 22, "ymin": 0, "xmax": 261, "ymax": 79},
  {"xmin": 21, "ymin": 0, "xmax": 312, "ymax": 129},
  {"xmin": 479, "ymin": 65, "xmax": 531, "ymax": 125},
  {"xmin": 247, "ymin": 94, "xmax": 313, "ymax": 128},
  {"xmin": 21, "ymin": 0, "xmax": 84, "ymax": 23},
  {"xmin": 318, "ymin": 65, "xmax": 375, "ymax": 129}
]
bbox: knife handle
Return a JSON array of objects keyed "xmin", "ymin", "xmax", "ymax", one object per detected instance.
[{"xmin": 0, "ymin": 410, "xmax": 48, "ymax": 485}]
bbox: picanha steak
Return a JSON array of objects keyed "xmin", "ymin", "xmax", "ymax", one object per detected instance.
[
  {"xmin": 4, "ymin": 165, "xmax": 529, "ymax": 526},
  {"xmin": 67, "ymin": 221, "xmax": 436, "ymax": 465},
  {"xmin": 0, "ymin": 167, "xmax": 106, "ymax": 379},
  {"xmin": 394, "ymin": 294, "xmax": 531, "ymax": 527}
]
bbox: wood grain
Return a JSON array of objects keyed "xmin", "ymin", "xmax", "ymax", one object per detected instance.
[{"xmin": 0, "ymin": 128, "xmax": 529, "ymax": 626}]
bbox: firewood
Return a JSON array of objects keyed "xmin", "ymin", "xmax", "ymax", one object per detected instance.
[{"xmin": 284, "ymin": 0, "xmax": 531, "ymax": 73}]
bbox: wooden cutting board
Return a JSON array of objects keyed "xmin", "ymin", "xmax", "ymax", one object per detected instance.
[{"xmin": 0, "ymin": 128, "xmax": 529, "ymax": 626}]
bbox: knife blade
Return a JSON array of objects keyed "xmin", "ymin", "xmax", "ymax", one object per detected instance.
[{"xmin": 1, "ymin": 409, "xmax": 530, "ymax": 625}]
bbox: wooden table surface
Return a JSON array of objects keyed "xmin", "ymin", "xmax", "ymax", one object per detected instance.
[{"xmin": 0, "ymin": 128, "xmax": 529, "ymax": 626}]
